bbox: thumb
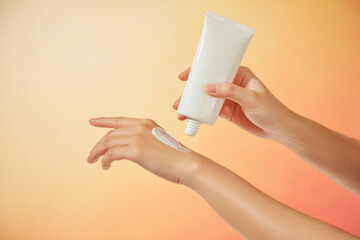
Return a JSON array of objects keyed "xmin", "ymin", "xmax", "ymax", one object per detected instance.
[{"xmin": 205, "ymin": 82, "xmax": 253, "ymax": 106}]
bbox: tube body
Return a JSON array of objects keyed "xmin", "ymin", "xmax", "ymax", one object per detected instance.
[{"xmin": 177, "ymin": 11, "xmax": 255, "ymax": 136}]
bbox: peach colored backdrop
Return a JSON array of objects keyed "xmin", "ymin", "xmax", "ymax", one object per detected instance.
[{"xmin": 0, "ymin": 0, "xmax": 359, "ymax": 239}]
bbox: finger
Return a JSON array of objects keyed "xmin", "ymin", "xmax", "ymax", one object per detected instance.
[
  {"xmin": 178, "ymin": 67, "xmax": 191, "ymax": 80},
  {"xmin": 101, "ymin": 145, "xmax": 134, "ymax": 170},
  {"xmin": 89, "ymin": 125, "xmax": 141, "ymax": 161},
  {"xmin": 172, "ymin": 96, "xmax": 182, "ymax": 109},
  {"xmin": 87, "ymin": 136, "xmax": 133, "ymax": 164},
  {"xmin": 219, "ymin": 99, "xmax": 237, "ymax": 121},
  {"xmin": 89, "ymin": 116, "xmax": 147, "ymax": 128},
  {"xmin": 105, "ymin": 124, "xmax": 149, "ymax": 138},
  {"xmin": 178, "ymin": 114, "xmax": 186, "ymax": 121},
  {"xmin": 205, "ymin": 82, "xmax": 253, "ymax": 107},
  {"xmin": 172, "ymin": 97, "xmax": 186, "ymax": 120}
]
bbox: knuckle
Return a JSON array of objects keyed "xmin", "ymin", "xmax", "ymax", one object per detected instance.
[
  {"xmin": 248, "ymin": 91, "xmax": 260, "ymax": 105},
  {"xmin": 132, "ymin": 134, "xmax": 143, "ymax": 144},
  {"xmin": 130, "ymin": 144, "xmax": 141, "ymax": 158},
  {"xmin": 240, "ymin": 66, "xmax": 251, "ymax": 75},
  {"xmin": 107, "ymin": 129, "xmax": 116, "ymax": 136},
  {"xmin": 106, "ymin": 149, "xmax": 113, "ymax": 158},
  {"xmin": 221, "ymin": 82, "xmax": 235, "ymax": 96},
  {"xmin": 102, "ymin": 137, "xmax": 111, "ymax": 147},
  {"xmin": 144, "ymin": 118, "xmax": 155, "ymax": 126},
  {"xmin": 136, "ymin": 124, "xmax": 149, "ymax": 133},
  {"xmin": 240, "ymin": 66, "xmax": 250, "ymax": 73}
]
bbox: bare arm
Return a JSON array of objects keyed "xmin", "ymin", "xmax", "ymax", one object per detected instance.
[
  {"xmin": 87, "ymin": 117, "xmax": 359, "ymax": 240},
  {"xmin": 273, "ymin": 113, "xmax": 360, "ymax": 196},
  {"xmin": 185, "ymin": 152, "xmax": 358, "ymax": 240}
]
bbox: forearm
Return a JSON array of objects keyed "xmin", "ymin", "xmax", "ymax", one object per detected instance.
[
  {"xmin": 184, "ymin": 154, "xmax": 357, "ymax": 240},
  {"xmin": 272, "ymin": 112, "xmax": 360, "ymax": 196}
]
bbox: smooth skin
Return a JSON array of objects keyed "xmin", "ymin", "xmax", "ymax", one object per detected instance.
[
  {"xmin": 87, "ymin": 66, "xmax": 360, "ymax": 239},
  {"xmin": 175, "ymin": 66, "xmax": 360, "ymax": 196}
]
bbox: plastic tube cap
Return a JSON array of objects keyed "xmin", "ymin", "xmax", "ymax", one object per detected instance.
[{"xmin": 185, "ymin": 119, "xmax": 201, "ymax": 136}]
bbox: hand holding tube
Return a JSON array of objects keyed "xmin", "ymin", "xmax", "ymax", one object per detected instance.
[
  {"xmin": 174, "ymin": 66, "xmax": 296, "ymax": 139},
  {"xmin": 174, "ymin": 66, "xmax": 360, "ymax": 195}
]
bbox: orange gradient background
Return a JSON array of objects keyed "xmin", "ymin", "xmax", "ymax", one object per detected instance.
[{"xmin": 0, "ymin": 0, "xmax": 359, "ymax": 239}]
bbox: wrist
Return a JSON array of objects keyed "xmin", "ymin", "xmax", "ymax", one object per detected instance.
[
  {"xmin": 270, "ymin": 110, "xmax": 309, "ymax": 147},
  {"xmin": 180, "ymin": 152, "xmax": 210, "ymax": 189}
]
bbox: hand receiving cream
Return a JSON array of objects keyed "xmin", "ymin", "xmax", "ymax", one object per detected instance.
[{"xmin": 152, "ymin": 127, "xmax": 191, "ymax": 153}]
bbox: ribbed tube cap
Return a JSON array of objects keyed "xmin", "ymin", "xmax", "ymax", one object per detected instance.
[{"xmin": 185, "ymin": 119, "xmax": 201, "ymax": 136}]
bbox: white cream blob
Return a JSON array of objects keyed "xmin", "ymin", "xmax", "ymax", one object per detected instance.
[{"xmin": 152, "ymin": 127, "xmax": 191, "ymax": 153}]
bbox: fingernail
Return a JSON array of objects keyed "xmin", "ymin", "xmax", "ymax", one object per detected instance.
[
  {"xmin": 205, "ymin": 83, "xmax": 218, "ymax": 93},
  {"xmin": 103, "ymin": 164, "xmax": 110, "ymax": 170},
  {"xmin": 89, "ymin": 118, "xmax": 98, "ymax": 124}
]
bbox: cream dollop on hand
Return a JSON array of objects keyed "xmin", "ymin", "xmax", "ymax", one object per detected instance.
[{"xmin": 152, "ymin": 127, "xmax": 191, "ymax": 153}]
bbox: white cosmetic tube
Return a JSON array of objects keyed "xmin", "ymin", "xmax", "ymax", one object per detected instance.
[{"xmin": 177, "ymin": 11, "xmax": 255, "ymax": 136}]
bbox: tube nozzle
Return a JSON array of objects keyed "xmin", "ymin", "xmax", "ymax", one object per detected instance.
[{"xmin": 185, "ymin": 119, "xmax": 201, "ymax": 136}]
